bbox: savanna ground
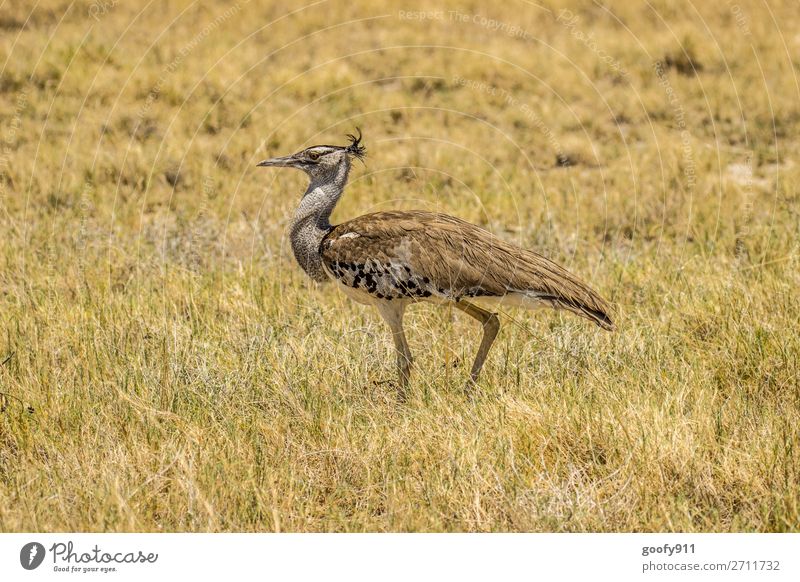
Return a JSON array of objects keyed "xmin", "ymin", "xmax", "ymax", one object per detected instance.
[{"xmin": 0, "ymin": 0, "xmax": 799, "ymax": 532}]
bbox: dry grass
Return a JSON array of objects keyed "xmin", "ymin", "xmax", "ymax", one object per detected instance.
[{"xmin": 1, "ymin": 0, "xmax": 799, "ymax": 532}]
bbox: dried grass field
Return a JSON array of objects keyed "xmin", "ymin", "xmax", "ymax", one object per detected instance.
[{"xmin": 1, "ymin": 0, "xmax": 799, "ymax": 532}]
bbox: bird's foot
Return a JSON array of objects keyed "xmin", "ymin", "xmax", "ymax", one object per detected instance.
[{"xmin": 462, "ymin": 377, "xmax": 485, "ymax": 400}]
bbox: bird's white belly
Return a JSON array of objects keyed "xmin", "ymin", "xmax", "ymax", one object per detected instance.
[{"xmin": 471, "ymin": 292, "xmax": 548, "ymax": 310}]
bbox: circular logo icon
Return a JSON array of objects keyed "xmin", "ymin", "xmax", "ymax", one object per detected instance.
[{"xmin": 20, "ymin": 542, "xmax": 46, "ymax": 570}]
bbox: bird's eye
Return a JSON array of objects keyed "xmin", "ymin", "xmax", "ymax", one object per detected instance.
[{"xmin": 308, "ymin": 151, "xmax": 320, "ymax": 161}]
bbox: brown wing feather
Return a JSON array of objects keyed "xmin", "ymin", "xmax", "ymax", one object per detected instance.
[{"xmin": 321, "ymin": 211, "xmax": 614, "ymax": 330}]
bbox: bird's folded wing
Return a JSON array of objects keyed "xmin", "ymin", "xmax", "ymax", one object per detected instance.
[{"xmin": 321, "ymin": 211, "xmax": 613, "ymax": 329}]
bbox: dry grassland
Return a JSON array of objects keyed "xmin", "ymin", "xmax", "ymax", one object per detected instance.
[{"xmin": 0, "ymin": 0, "xmax": 798, "ymax": 531}]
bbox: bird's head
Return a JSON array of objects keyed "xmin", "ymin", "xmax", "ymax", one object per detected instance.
[{"xmin": 257, "ymin": 128, "xmax": 366, "ymax": 180}]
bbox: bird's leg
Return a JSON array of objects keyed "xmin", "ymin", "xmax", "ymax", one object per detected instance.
[
  {"xmin": 375, "ymin": 302, "xmax": 413, "ymax": 396},
  {"xmin": 454, "ymin": 301, "xmax": 500, "ymax": 387}
]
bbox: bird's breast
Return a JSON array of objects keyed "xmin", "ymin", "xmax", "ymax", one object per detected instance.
[{"xmin": 322, "ymin": 258, "xmax": 442, "ymax": 302}]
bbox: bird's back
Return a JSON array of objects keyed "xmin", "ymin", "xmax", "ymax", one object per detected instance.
[{"xmin": 321, "ymin": 211, "xmax": 614, "ymax": 330}]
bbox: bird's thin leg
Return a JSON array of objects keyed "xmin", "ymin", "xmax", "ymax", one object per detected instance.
[
  {"xmin": 454, "ymin": 300, "xmax": 500, "ymax": 386},
  {"xmin": 375, "ymin": 302, "xmax": 413, "ymax": 395}
]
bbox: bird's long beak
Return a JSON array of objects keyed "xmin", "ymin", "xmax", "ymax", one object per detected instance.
[{"xmin": 256, "ymin": 155, "xmax": 295, "ymax": 168}]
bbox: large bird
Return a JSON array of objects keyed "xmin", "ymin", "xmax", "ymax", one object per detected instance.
[{"xmin": 257, "ymin": 130, "xmax": 614, "ymax": 394}]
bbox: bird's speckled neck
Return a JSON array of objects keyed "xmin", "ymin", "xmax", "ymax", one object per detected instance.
[{"xmin": 289, "ymin": 158, "xmax": 351, "ymax": 282}]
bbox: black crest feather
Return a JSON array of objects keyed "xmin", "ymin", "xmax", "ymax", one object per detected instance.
[{"xmin": 345, "ymin": 127, "xmax": 366, "ymax": 160}]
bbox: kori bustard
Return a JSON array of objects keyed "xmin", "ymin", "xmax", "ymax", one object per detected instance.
[{"xmin": 258, "ymin": 130, "xmax": 614, "ymax": 393}]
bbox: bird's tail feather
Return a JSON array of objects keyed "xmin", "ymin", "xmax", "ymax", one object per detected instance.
[{"xmin": 538, "ymin": 294, "xmax": 615, "ymax": 331}]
